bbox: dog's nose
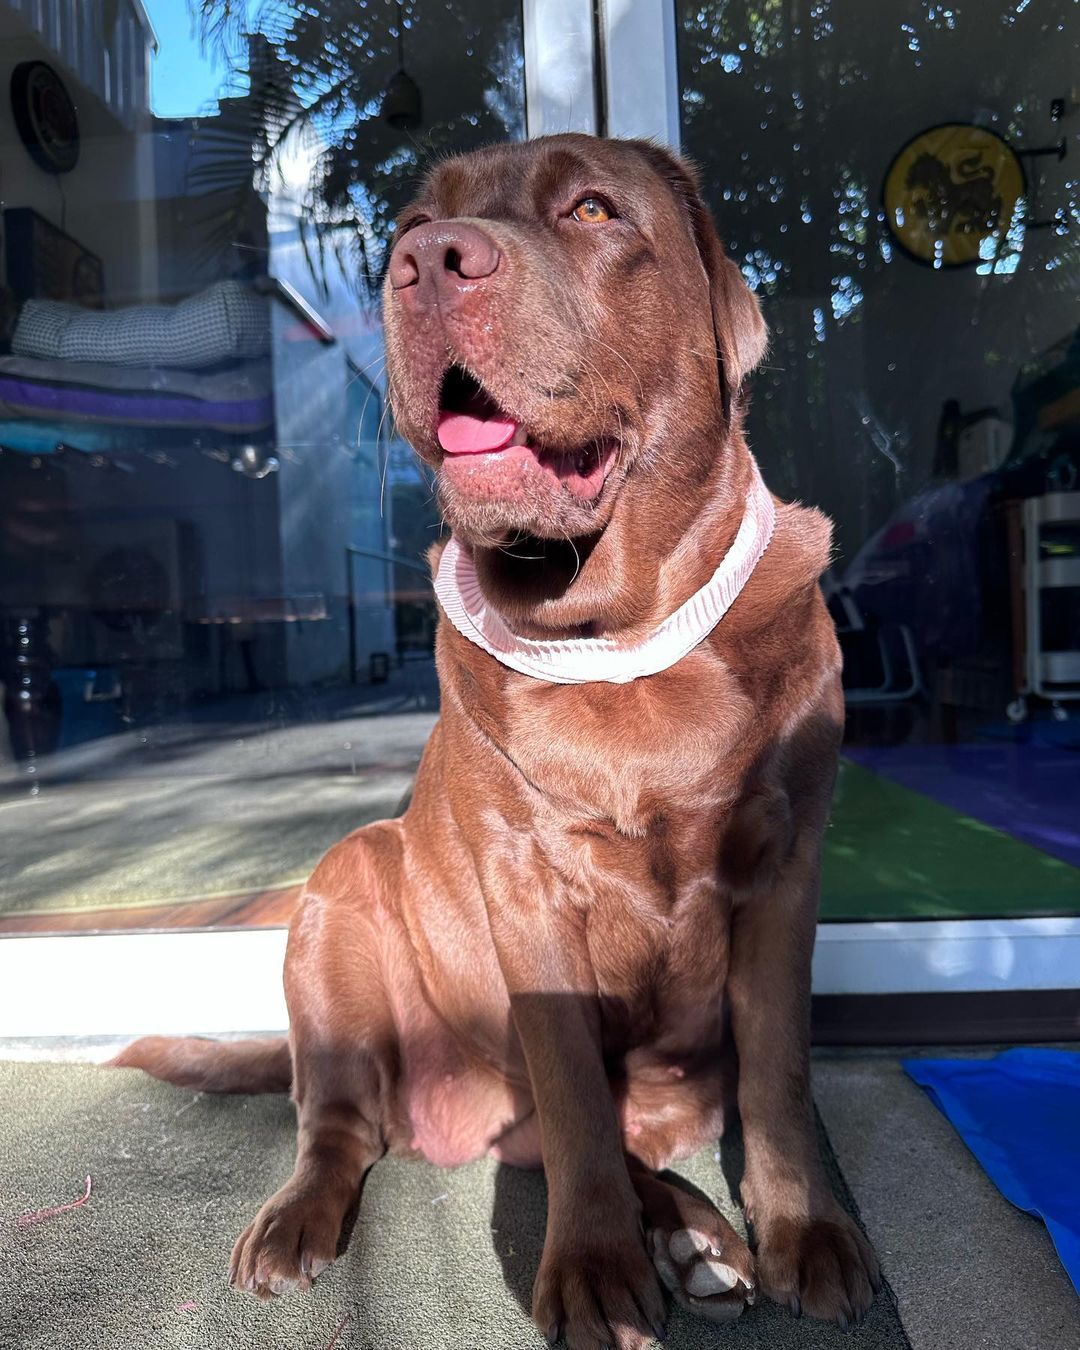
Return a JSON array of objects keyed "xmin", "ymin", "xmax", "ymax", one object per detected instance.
[{"xmin": 388, "ymin": 222, "xmax": 501, "ymax": 309}]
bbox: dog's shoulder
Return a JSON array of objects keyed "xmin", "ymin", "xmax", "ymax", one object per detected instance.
[
  {"xmin": 766, "ymin": 498, "xmax": 835, "ymax": 592},
  {"xmin": 726, "ymin": 495, "xmax": 834, "ymax": 638}
]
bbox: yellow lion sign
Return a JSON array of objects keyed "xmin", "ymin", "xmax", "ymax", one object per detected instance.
[{"xmin": 883, "ymin": 123, "xmax": 1026, "ymax": 267}]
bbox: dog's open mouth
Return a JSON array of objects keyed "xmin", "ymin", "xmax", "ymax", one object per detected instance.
[{"xmin": 436, "ymin": 366, "xmax": 615, "ymax": 502}]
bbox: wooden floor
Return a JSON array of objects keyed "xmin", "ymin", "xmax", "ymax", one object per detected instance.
[{"xmin": 0, "ymin": 884, "xmax": 301, "ymax": 936}]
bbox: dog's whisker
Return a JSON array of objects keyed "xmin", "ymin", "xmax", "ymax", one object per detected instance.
[{"xmin": 583, "ymin": 333, "xmax": 646, "ymax": 407}]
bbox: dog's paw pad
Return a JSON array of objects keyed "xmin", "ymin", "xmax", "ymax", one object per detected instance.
[
  {"xmin": 666, "ymin": 1227, "xmax": 710, "ymax": 1263},
  {"xmin": 650, "ymin": 1227, "xmax": 754, "ymax": 1324},
  {"xmin": 685, "ymin": 1257, "xmax": 742, "ymax": 1297}
]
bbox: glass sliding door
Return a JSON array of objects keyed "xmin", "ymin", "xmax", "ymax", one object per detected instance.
[
  {"xmin": 0, "ymin": 0, "xmax": 531, "ymax": 935},
  {"xmin": 3, "ymin": 0, "xmax": 1075, "ymax": 1018},
  {"xmin": 672, "ymin": 0, "xmax": 1080, "ymax": 932}
]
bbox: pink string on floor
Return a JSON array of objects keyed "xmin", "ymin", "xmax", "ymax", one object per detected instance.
[
  {"xmin": 176, "ymin": 1301, "xmax": 198, "ymax": 1313},
  {"xmin": 324, "ymin": 1313, "xmax": 351, "ymax": 1350},
  {"xmin": 16, "ymin": 1175, "xmax": 92, "ymax": 1228}
]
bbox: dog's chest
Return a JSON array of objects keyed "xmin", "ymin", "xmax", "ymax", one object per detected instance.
[
  {"xmin": 552, "ymin": 806, "xmax": 736, "ymax": 1051},
  {"xmin": 501, "ymin": 649, "xmax": 755, "ymax": 822}
]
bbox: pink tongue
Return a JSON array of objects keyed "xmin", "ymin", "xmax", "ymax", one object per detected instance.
[{"xmin": 438, "ymin": 410, "xmax": 518, "ymax": 455}]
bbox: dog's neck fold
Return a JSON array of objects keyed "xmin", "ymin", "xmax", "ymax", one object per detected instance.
[{"xmin": 434, "ymin": 458, "xmax": 776, "ymax": 685}]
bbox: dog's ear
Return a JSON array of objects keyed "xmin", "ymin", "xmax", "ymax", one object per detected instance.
[{"xmin": 634, "ymin": 143, "xmax": 768, "ymax": 421}]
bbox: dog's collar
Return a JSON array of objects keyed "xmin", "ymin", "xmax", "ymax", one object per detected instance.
[{"xmin": 434, "ymin": 460, "xmax": 776, "ymax": 685}]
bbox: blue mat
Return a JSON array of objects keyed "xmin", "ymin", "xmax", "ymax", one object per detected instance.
[{"xmin": 904, "ymin": 1049, "xmax": 1080, "ymax": 1295}]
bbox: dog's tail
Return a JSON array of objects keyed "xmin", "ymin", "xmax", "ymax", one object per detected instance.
[{"xmin": 107, "ymin": 1035, "xmax": 292, "ymax": 1094}]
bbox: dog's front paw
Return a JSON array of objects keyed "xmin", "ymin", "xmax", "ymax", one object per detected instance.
[
  {"xmin": 754, "ymin": 1210, "xmax": 880, "ymax": 1328},
  {"xmin": 229, "ymin": 1183, "xmax": 342, "ymax": 1300},
  {"xmin": 533, "ymin": 1223, "xmax": 667, "ymax": 1350}
]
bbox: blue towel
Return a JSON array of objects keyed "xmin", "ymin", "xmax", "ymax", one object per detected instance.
[{"xmin": 904, "ymin": 1049, "xmax": 1080, "ymax": 1295}]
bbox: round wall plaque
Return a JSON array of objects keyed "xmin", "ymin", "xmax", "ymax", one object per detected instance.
[
  {"xmin": 883, "ymin": 123, "xmax": 1025, "ymax": 267},
  {"xmin": 10, "ymin": 61, "xmax": 81, "ymax": 175}
]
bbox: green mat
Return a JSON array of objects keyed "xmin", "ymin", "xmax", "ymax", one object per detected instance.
[
  {"xmin": 2, "ymin": 1061, "xmax": 911, "ymax": 1350},
  {"xmin": 820, "ymin": 761, "xmax": 1080, "ymax": 921}
]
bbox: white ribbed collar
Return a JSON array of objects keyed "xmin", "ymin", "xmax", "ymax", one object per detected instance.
[{"xmin": 434, "ymin": 460, "xmax": 776, "ymax": 685}]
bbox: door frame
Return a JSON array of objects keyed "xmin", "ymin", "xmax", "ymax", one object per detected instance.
[{"xmin": 3, "ymin": 916, "xmax": 1078, "ymax": 1039}]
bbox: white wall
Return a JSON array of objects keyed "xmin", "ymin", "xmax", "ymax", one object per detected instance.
[{"xmin": 0, "ymin": 5, "xmax": 157, "ymax": 306}]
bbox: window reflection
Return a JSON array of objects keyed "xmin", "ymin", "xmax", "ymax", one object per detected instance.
[
  {"xmin": 0, "ymin": 0, "xmax": 522, "ymax": 930},
  {"xmin": 678, "ymin": 0, "xmax": 1080, "ymax": 920}
]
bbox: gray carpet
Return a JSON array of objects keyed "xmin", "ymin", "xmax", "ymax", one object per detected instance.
[{"xmin": 3, "ymin": 1061, "xmax": 911, "ymax": 1350}]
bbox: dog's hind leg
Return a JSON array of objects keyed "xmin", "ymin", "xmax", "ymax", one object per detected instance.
[
  {"xmin": 229, "ymin": 834, "xmax": 403, "ymax": 1299},
  {"xmin": 228, "ymin": 1022, "xmax": 391, "ymax": 1299},
  {"xmin": 619, "ymin": 1076, "xmax": 756, "ymax": 1327},
  {"xmin": 632, "ymin": 1165, "xmax": 756, "ymax": 1326}
]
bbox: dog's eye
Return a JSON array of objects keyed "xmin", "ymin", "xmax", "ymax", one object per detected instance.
[{"xmin": 571, "ymin": 198, "xmax": 612, "ymax": 224}]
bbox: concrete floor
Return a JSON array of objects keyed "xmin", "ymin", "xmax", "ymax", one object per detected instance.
[
  {"xmin": 3, "ymin": 1036, "xmax": 1077, "ymax": 1346},
  {"xmin": 814, "ymin": 1051, "xmax": 1079, "ymax": 1350}
]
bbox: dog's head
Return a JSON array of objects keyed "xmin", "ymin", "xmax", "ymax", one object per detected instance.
[{"xmin": 383, "ymin": 134, "xmax": 766, "ymax": 549}]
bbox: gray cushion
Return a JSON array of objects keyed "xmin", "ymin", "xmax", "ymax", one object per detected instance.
[{"xmin": 12, "ymin": 281, "xmax": 270, "ymax": 369}]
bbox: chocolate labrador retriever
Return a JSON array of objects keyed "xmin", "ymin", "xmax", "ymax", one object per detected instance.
[{"xmin": 112, "ymin": 134, "xmax": 879, "ymax": 1348}]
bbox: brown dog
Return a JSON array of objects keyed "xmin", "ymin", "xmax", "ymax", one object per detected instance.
[{"xmin": 112, "ymin": 134, "xmax": 879, "ymax": 1349}]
